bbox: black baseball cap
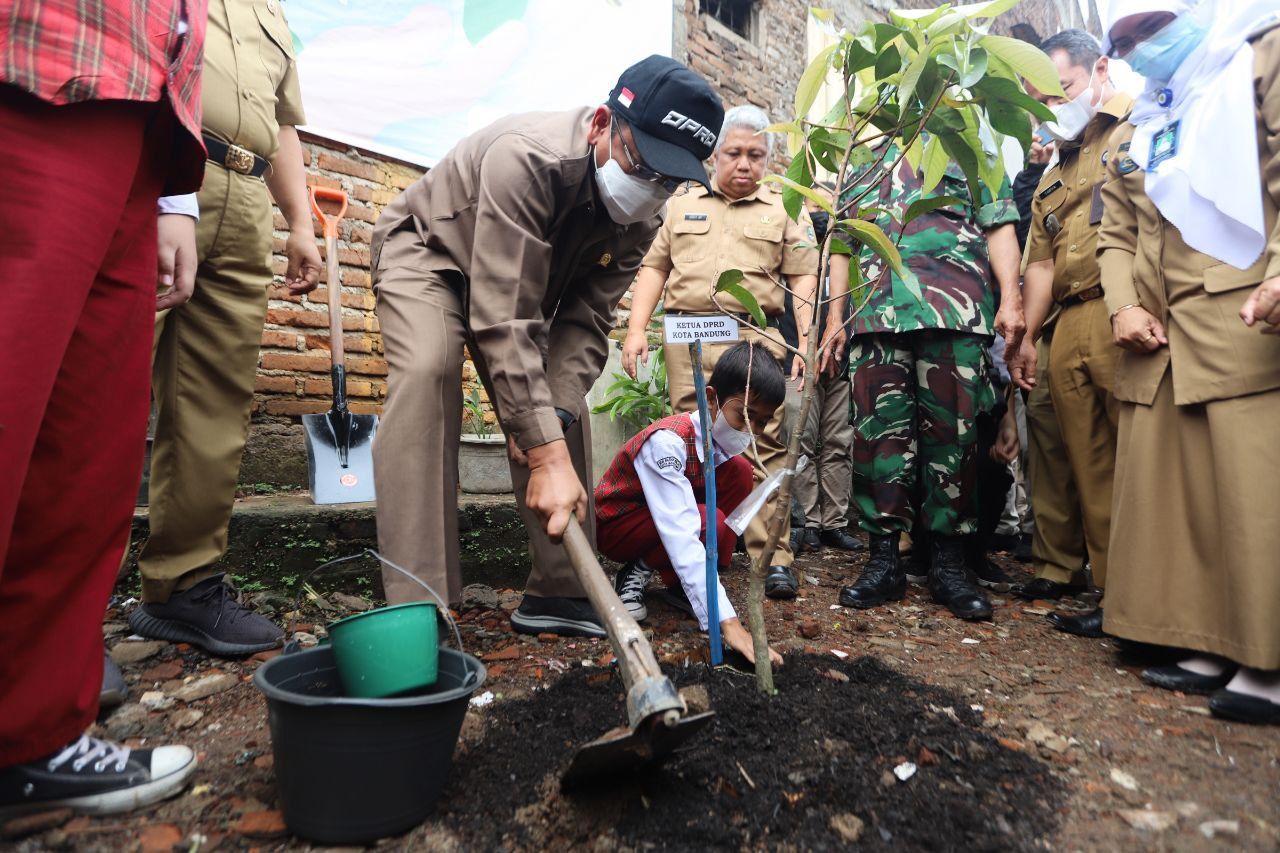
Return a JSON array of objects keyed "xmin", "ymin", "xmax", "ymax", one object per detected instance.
[{"xmin": 606, "ymin": 55, "xmax": 724, "ymax": 192}]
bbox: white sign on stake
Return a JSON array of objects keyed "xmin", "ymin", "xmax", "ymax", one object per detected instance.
[{"xmin": 663, "ymin": 314, "xmax": 741, "ymax": 345}]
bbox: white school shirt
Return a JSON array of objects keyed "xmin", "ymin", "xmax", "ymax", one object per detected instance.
[{"xmin": 633, "ymin": 412, "xmax": 737, "ymax": 630}]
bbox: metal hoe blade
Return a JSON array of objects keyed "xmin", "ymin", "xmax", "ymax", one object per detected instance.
[{"xmin": 561, "ymin": 709, "xmax": 715, "ymax": 789}]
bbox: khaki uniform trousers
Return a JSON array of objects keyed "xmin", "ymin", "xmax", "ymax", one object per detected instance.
[
  {"xmin": 664, "ymin": 325, "xmax": 793, "ymax": 568},
  {"xmin": 1024, "ymin": 328, "xmax": 1087, "ymax": 585},
  {"xmin": 373, "ymin": 266, "xmax": 591, "ymax": 606},
  {"xmin": 139, "ymin": 164, "xmax": 273, "ymax": 602},
  {"xmin": 1045, "ymin": 298, "xmax": 1119, "ymax": 590},
  {"xmin": 786, "ymin": 371, "xmax": 853, "ymax": 530}
]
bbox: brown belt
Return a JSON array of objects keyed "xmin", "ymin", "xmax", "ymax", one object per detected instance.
[{"xmin": 1059, "ymin": 285, "xmax": 1103, "ymax": 308}]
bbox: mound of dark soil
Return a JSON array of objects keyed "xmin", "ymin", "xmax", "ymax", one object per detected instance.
[{"xmin": 437, "ymin": 655, "xmax": 1064, "ymax": 850}]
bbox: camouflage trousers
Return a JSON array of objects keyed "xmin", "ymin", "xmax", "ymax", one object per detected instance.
[{"xmin": 849, "ymin": 330, "xmax": 995, "ymax": 537}]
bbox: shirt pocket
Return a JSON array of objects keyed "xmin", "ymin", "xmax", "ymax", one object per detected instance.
[
  {"xmin": 742, "ymin": 222, "xmax": 784, "ymax": 268},
  {"xmin": 255, "ymin": 5, "xmax": 294, "ymax": 84},
  {"xmin": 672, "ymin": 216, "xmax": 711, "ymax": 262}
]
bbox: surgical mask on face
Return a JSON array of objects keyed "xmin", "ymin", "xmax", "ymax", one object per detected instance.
[
  {"xmin": 1126, "ymin": 13, "xmax": 1208, "ymax": 82},
  {"xmin": 593, "ymin": 123, "xmax": 670, "ymax": 224},
  {"xmin": 711, "ymin": 410, "xmax": 753, "ymax": 458},
  {"xmin": 1044, "ymin": 67, "xmax": 1101, "ymax": 142}
]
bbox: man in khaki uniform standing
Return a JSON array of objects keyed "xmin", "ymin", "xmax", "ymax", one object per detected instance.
[
  {"xmin": 622, "ymin": 105, "xmax": 818, "ymax": 601},
  {"xmin": 371, "ymin": 56, "xmax": 723, "ymax": 637},
  {"xmin": 130, "ymin": 0, "xmax": 320, "ymax": 655},
  {"xmin": 1009, "ymin": 30, "xmax": 1133, "ymax": 639}
]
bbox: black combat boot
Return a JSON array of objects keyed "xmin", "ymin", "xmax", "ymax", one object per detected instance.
[
  {"xmin": 928, "ymin": 536, "xmax": 992, "ymax": 621},
  {"xmin": 838, "ymin": 533, "xmax": 905, "ymax": 609}
]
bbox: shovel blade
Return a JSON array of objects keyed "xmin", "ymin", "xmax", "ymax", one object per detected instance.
[
  {"xmin": 303, "ymin": 410, "xmax": 378, "ymax": 504},
  {"xmin": 560, "ymin": 710, "xmax": 714, "ymax": 790}
]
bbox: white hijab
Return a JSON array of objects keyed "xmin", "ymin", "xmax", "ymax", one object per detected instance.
[{"xmin": 1107, "ymin": 0, "xmax": 1280, "ymax": 269}]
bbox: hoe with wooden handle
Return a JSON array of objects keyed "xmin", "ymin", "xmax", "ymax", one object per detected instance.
[{"xmin": 558, "ymin": 516, "xmax": 715, "ymax": 788}]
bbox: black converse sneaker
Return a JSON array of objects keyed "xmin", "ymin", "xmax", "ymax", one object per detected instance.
[
  {"xmin": 0, "ymin": 735, "xmax": 197, "ymax": 818},
  {"xmin": 612, "ymin": 560, "xmax": 653, "ymax": 621}
]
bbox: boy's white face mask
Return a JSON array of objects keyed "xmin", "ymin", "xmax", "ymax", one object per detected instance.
[{"xmin": 711, "ymin": 410, "xmax": 752, "ymax": 457}]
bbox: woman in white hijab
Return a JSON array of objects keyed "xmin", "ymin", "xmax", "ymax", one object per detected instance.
[{"xmin": 1096, "ymin": 0, "xmax": 1280, "ymax": 725}]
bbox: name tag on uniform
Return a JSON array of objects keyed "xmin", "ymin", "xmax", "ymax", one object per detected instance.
[
  {"xmin": 1090, "ymin": 184, "xmax": 1104, "ymax": 225},
  {"xmin": 1149, "ymin": 120, "xmax": 1180, "ymax": 169},
  {"xmin": 1037, "ymin": 180, "xmax": 1064, "ymax": 200},
  {"xmin": 663, "ymin": 314, "xmax": 740, "ymax": 344},
  {"xmin": 684, "ymin": 213, "xmax": 708, "ymax": 221}
]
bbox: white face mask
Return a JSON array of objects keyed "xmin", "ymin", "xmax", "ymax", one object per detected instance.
[
  {"xmin": 1044, "ymin": 67, "xmax": 1102, "ymax": 143},
  {"xmin": 711, "ymin": 410, "xmax": 752, "ymax": 458},
  {"xmin": 593, "ymin": 120, "xmax": 671, "ymax": 224}
]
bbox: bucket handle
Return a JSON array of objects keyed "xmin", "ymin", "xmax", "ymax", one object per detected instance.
[{"xmin": 295, "ymin": 550, "xmax": 474, "ymax": 686}]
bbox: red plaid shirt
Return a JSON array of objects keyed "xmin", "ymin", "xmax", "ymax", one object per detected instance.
[
  {"xmin": 596, "ymin": 414, "xmax": 706, "ymax": 523},
  {"xmin": 1, "ymin": 0, "xmax": 208, "ymax": 192}
]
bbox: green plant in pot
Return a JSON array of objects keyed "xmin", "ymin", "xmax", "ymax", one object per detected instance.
[{"xmin": 459, "ymin": 385, "xmax": 512, "ymax": 494}]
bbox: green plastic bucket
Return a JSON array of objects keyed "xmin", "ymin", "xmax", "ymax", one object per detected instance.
[{"xmin": 328, "ymin": 602, "xmax": 439, "ymax": 698}]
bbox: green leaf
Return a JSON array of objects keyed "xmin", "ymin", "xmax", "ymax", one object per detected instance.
[
  {"xmin": 760, "ymin": 174, "xmax": 833, "ymax": 217},
  {"xmin": 715, "ymin": 269, "xmax": 745, "ymax": 292},
  {"xmin": 829, "ymin": 237, "xmax": 853, "ymax": 255},
  {"xmin": 904, "ymin": 194, "xmax": 965, "ymax": 224},
  {"xmin": 781, "ymin": 152, "xmax": 815, "ymax": 221},
  {"xmin": 874, "ymin": 44, "xmax": 902, "ymax": 80},
  {"xmin": 899, "ymin": 46, "xmax": 931, "ymax": 106},
  {"xmin": 718, "ymin": 282, "xmax": 768, "ymax": 329},
  {"xmin": 838, "ymin": 219, "xmax": 905, "ymax": 277},
  {"xmin": 921, "ymin": 134, "xmax": 950, "ymax": 194},
  {"xmin": 938, "ymin": 130, "xmax": 983, "ymax": 201},
  {"xmin": 796, "ymin": 43, "xmax": 837, "ymax": 119},
  {"xmin": 973, "ymin": 74, "xmax": 1055, "ymax": 122},
  {"xmin": 924, "ymin": 105, "xmax": 966, "ymax": 133},
  {"xmin": 958, "ymin": 48, "xmax": 989, "ymax": 88},
  {"xmin": 844, "ymin": 37, "xmax": 879, "ymax": 75},
  {"xmin": 810, "ymin": 6, "xmax": 834, "ymax": 23},
  {"xmin": 953, "ymin": 0, "xmax": 1023, "ymax": 18},
  {"xmin": 985, "ymin": 98, "xmax": 1032, "ymax": 154},
  {"xmin": 979, "ymin": 35, "xmax": 1064, "ymax": 97}
]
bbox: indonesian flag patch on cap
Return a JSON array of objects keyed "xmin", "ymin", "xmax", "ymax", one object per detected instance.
[{"xmin": 618, "ymin": 87, "xmax": 635, "ymax": 108}]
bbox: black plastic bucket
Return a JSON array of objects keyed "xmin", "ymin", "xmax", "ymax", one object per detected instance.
[{"xmin": 253, "ymin": 644, "xmax": 485, "ymax": 843}]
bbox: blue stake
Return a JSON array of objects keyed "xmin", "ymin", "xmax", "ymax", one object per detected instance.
[{"xmin": 689, "ymin": 340, "xmax": 722, "ymax": 665}]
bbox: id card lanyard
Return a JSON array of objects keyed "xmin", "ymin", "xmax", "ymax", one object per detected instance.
[{"xmin": 1149, "ymin": 87, "xmax": 1181, "ymax": 170}]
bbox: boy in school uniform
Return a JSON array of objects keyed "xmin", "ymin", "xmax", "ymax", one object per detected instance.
[{"xmin": 595, "ymin": 342, "xmax": 785, "ymax": 664}]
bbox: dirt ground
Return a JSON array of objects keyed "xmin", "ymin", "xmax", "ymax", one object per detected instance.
[{"xmin": 6, "ymin": 539, "xmax": 1279, "ymax": 851}]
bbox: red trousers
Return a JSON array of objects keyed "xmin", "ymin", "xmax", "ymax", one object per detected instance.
[
  {"xmin": 597, "ymin": 454, "xmax": 753, "ymax": 588},
  {"xmin": 0, "ymin": 87, "xmax": 169, "ymax": 764}
]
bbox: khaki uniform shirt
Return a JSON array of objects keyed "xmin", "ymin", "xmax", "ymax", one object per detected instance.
[
  {"xmin": 642, "ymin": 181, "xmax": 817, "ymax": 317},
  {"xmin": 202, "ymin": 0, "xmax": 306, "ymax": 162},
  {"xmin": 1027, "ymin": 93, "xmax": 1134, "ymax": 302},
  {"xmin": 1098, "ymin": 26, "xmax": 1280, "ymax": 407},
  {"xmin": 372, "ymin": 108, "xmax": 660, "ymax": 451}
]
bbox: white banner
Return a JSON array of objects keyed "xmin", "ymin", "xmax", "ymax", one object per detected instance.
[
  {"xmin": 663, "ymin": 315, "xmax": 741, "ymax": 345},
  {"xmin": 286, "ymin": 0, "xmax": 674, "ymax": 167}
]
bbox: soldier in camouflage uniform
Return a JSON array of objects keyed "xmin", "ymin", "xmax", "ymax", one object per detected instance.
[{"xmin": 833, "ymin": 142, "xmax": 1024, "ymax": 621}]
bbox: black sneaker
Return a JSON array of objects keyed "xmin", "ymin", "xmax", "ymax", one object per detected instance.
[
  {"xmin": 129, "ymin": 575, "xmax": 283, "ymax": 657},
  {"xmin": 613, "ymin": 560, "xmax": 652, "ymax": 621},
  {"xmin": 510, "ymin": 595, "xmax": 606, "ymax": 638},
  {"xmin": 0, "ymin": 735, "xmax": 196, "ymax": 819},
  {"xmin": 100, "ymin": 653, "xmax": 127, "ymax": 712},
  {"xmin": 819, "ymin": 528, "xmax": 866, "ymax": 552},
  {"xmin": 972, "ymin": 558, "xmax": 1013, "ymax": 592}
]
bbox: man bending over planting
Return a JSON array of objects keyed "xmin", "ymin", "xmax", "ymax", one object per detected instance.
[{"xmin": 595, "ymin": 342, "xmax": 784, "ymax": 664}]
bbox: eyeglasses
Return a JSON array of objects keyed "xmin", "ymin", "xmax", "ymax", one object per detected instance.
[
  {"xmin": 612, "ymin": 123, "xmax": 684, "ymax": 193},
  {"xmin": 1108, "ymin": 15, "xmax": 1174, "ymax": 58}
]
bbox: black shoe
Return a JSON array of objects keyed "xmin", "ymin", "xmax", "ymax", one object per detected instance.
[
  {"xmin": 1047, "ymin": 607, "xmax": 1106, "ymax": 638},
  {"xmin": 612, "ymin": 560, "xmax": 652, "ymax": 621},
  {"xmin": 928, "ymin": 536, "xmax": 992, "ymax": 621},
  {"xmin": 819, "ymin": 528, "xmax": 865, "ymax": 552},
  {"xmin": 1012, "ymin": 533, "xmax": 1032, "ymax": 562},
  {"xmin": 100, "ymin": 653, "xmax": 127, "ymax": 712},
  {"xmin": 655, "ymin": 583, "xmax": 696, "ymax": 618},
  {"xmin": 793, "ymin": 527, "xmax": 821, "ymax": 554},
  {"xmin": 129, "ymin": 575, "xmax": 283, "ymax": 657},
  {"xmin": 1012, "ymin": 577, "xmax": 1075, "ymax": 601},
  {"xmin": 972, "ymin": 558, "xmax": 1013, "ymax": 592},
  {"xmin": 1143, "ymin": 664, "xmax": 1237, "ymax": 695},
  {"xmin": 764, "ymin": 566, "xmax": 799, "ymax": 600},
  {"xmin": 510, "ymin": 595, "xmax": 606, "ymax": 638},
  {"xmin": 0, "ymin": 735, "xmax": 196, "ymax": 819},
  {"xmin": 1208, "ymin": 689, "xmax": 1280, "ymax": 725},
  {"xmin": 839, "ymin": 533, "xmax": 905, "ymax": 609}
]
